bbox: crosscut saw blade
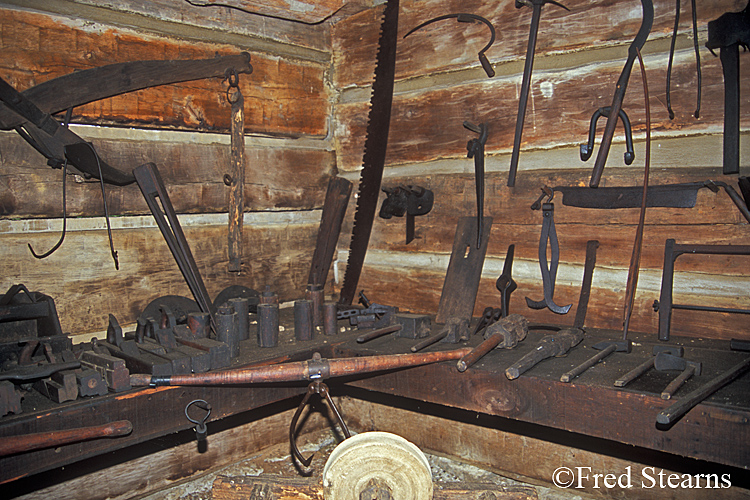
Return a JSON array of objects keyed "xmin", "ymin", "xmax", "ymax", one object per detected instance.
[{"xmin": 339, "ymin": 0, "xmax": 400, "ymax": 305}]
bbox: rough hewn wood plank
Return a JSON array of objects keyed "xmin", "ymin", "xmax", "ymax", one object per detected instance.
[
  {"xmin": 333, "ymin": 0, "xmax": 741, "ymax": 88},
  {"xmin": 340, "ymin": 332, "xmax": 750, "ymax": 470},
  {"xmin": 0, "ymin": 218, "xmax": 320, "ymax": 335},
  {"xmin": 0, "ymin": 7, "xmax": 329, "ymax": 137},
  {"xmin": 0, "ymin": 132, "xmax": 335, "ymax": 217},
  {"xmin": 334, "ymin": 54, "xmax": 745, "ymax": 171},
  {"xmin": 340, "ymin": 397, "xmax": 750, "ymax": 500}
]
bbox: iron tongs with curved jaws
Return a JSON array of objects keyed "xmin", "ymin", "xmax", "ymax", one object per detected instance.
[
  {"xmin": 526, "ymin": 187, "xmax": 572, "ymax": 314},
  {"xmin": 465, "ymin": 121, "xmax": 489, "ymax": 248},
  {"xmin": 580, "ymin": 106, "xmax": 635, "ymax": 165},
  {"xmin": 404, "ymin": 13, "xmax": 496, "ymax": 78},
  {"xmin": 508, "ymin": 0, "xmax": 570, "ymax": 187},
  {"xmin": 289, "ymin": 377, "xmax": 351, "ymax": 467},
  {"xmin": 587, "ymin": 0, "xmax": 653, "ymax": 188}
]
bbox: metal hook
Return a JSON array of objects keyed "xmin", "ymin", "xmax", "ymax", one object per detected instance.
[
  {"xmin": 580, "ymin": 107, "xmax": 635, "ymax": 165},
  {"xmin": 404, "ymin": 13, "xmax": 496, "ymax": 77},
  {"xmin": 185, "ymin": 399, "xmax": 212, "ymax": 442},
  {"xmin": 289, "ymin": 380, "xmax": 350, "ymax": 468}
]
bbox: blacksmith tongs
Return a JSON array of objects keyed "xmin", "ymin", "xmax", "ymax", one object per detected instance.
[{"xmin": 526, "ymin": 187, "xmax": 572, "ymax": 314}]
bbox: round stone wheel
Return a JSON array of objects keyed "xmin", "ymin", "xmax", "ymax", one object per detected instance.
[{"xmin": 322, "ymin": 431, "xmax": 433, "ymax": 500}]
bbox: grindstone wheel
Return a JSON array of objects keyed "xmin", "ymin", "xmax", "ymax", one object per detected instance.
[{"xmin": 322, "ymin": 431, "xmax": 433, "ymax": 500}]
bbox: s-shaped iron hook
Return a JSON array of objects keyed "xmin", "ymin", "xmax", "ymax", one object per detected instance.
[{"xmin": 404, "ymin": 13, "xmax": 496, "ymax": 78}]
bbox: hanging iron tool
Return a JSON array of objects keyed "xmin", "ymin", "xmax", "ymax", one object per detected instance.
[
  {"xmin": 465, "ymin": 121, "xmax": 488, "ymax": 248},
  {"xmin": 706, "ymin": 1, "xmax": 750, "ymax": 176},
  {"xmin": 579, "ymin": 107, "xmax": 634, "ymax": 166},
  {"xmin": 622, "ymin": 46, "xmax": 651, "ymax": 340},
  {"xmin": 526, "ymin": 187, "xmax": 571, "ymax": 314},
  {"xmin": 585, "ymin": 0, "xmax": 653, "ymax": 188},
  {"xmin": 0, "ymin": 53, "xmax": 252, "ymax": 185},
  {"xmin": 495, "ymin": 244, "xmax": 518, "ymax": 318},
  {"xmin": 666, "ymin": 0, "xmax": 701, "ymax": 119},
  {"xmin": 403, "ymin": 13, "xmax": 496, "ymax": 78},
  {"xmin": 379, "ymin": 185, "xmax": 434, "ymax": 244},
  {"xmin": 507, "ymin": 0, "xmax": 570, "ymax": 187},
  {"xmin": 185, "ymin": 399, "xmax": 211, "ymax": 451},
  {"xmin": 225, "ymin": 68, "xmax": 245, "ymax": 273},
  {"xmin": 289, "ymin": 375, "xmax": 351, "ymax": 467},
  {"xmin": 339, "ymin": 0, "xmax": 400, "ymax": 305}
]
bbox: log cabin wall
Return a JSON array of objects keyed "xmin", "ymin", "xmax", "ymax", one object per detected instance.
[
  {"xmin": 331, "ymin": 0, "xmax": 750, "ymax": 341},
  {"xmin": 0, "ymin": 0, "xmax": 748, "ymax": 340},
  {"xmin": 0, "ymin": 0, "xmax": 352, "ymax": 338}
]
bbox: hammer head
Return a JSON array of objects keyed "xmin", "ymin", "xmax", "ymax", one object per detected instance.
[
  {"xmin": 654, "ymin": 352, "xmax": 702, "ymax": 375},
  {"xmin": 484, "ymin": 313, "xmax": 528, "ymax": 348},
  {"xmin": 442, "ymin": 317, "xmax": 470, "ymax": 343},
  {"xmin": 592, "ymin": 340, "xmax": 632, "ymax": 353},
  {"xmin": 652, "ymin": 345, "xmax": 684, "ymax": 357}
]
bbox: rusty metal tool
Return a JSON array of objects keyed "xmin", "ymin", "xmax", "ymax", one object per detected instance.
[
  {"xmin": 622, "ymin": 46, "xmax": 651, "ymax": 340},
  {"xmin": 654, "ymin": 352, "xmax": 701, "ymax": 400},
  {"xmin": 560, "ymin": 339, "xmax": 632, "ymax": 383},
  {"xmin": 131, "ymin": 348, "xmax": 471, "ymax": 387},
  {"xmin": 472, "ymin": 307, "xmax": 501, "ymax": 336},
  {"xmin": 703, "ymin": 180, "xmax": 750, "ymax": 224},
  {"xmin": 526, "ymin": 192, "xmax": 571, "ymax": 314},
  {"xmin": 410, "ymin": 317, "xmax": 469, "ymax": 352},
  {"xmin": 614, "ymin": 345, "xmax": 684, "ymax": 387},
  {"xmin": 134, "ymin": 163, "xmax": 217, "ymax": 333},
  {"xmin": 79, "ymin": 350, "xmax": 131, "ymax": 392},
  {"xmin": 572, "ymin": 240, "xmax": 599, "ymax": 330},
  {"xmin": 666, "ymin": 0, "xmax": 701, "ymax": 119},
  {"xmin": 654, "ymin": 240, "xmax": 750, "ymax": 341},
  {"xmin": 0, "ymin": 54, "xmax": 253, "ymax": 131},
  {"xmin": 0, "ymin": 360, "xmax": 81, "ymax": 382},
  {"xmin": 586, "ymin": 0, "xmax": 653, "ymax": 187},
  {"xmin": 465, "ymin": 121, "xmax": 488, "ymax": 248},
  {"xmin": 506, "ymin": 327, "xmax": 583, "ymax": 380},
  {"xmin": 379, "ymin": 185, "xmax": 434, "ymax": 244},
  {"xmin": 457, "ymin": 314, "xmax": 528, "ymax": 372},
  {"xmin": 308, "ymin": 177, "xmax": 352, "ymax": 287},
  {"xmin": 185, "ymin": 399, "xmax": 211, "ymax": 451},
  {"xmin": 508, "ymin": 0, "xmax": 570, "ymax": 187},
  {"xmin": 404, "ymin": 13, "xmax": 496, "ymax": 78},
  {"xmin": 0, "ymin": 420, "xmax": 133, "ymax": 457},
  {"xmin": 554, "ymin": 181, "xmax": 726, "ymax": 210},
  {"xmin": 356, "ymin": 324, "xmax": 403, "ymax": 343},
  {"xmin": 496, "ymin": 244, "xmax": 517, "ymax": 318},
  {"xmin": 339, "ymin": 0, "xmax": 400, "ymax": 305},
  {"xmin": 579, "ymin": 106, "xmax": 634, "ymax": 166},
  {"xmin": 657, "ymin": 356, "xmax": 750, "ymax": 427},
  {"xmin": 226, "ymin": 69, "xmax": 245, "ymax": 273},
  {"xmin": 0, "ymin": 381, "xmax": 22, "ymax": 417},
  {"xmin": 0, "ymin": 75, "xmax": 135, "ymax": 186},
  {"xmin": 707, "ymin": 1, "xmax": 750, "ymax": 175},
  {"xmin": 436, "ymin": 216, "xmax": 493, "ymax": 323},
  {"xmin": 290, "ymin": 377, "xmax": 351, "ymax": 467}
]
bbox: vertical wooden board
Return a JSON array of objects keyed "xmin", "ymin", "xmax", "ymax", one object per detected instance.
[
  {"xmin": 436, "ymin": 217, "xmax": 493, "ymax": 323},
  {"xmin": 0, "ymin": 8, "xmax": 330, "ymax": 136}
]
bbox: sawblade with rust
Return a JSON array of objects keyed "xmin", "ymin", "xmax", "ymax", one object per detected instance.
[{"xmin": 338, "ymin": 0, "xmax": 400, "ymax": 305}]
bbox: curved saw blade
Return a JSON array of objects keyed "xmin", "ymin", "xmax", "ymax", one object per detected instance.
[{"xmin": 339, "ymin": 0, "xmax": 400, "ymax": 305}]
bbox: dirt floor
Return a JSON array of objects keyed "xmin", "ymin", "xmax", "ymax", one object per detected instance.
[{"xmin": 141, "ymin": 428, "xmax": 581, "ymax": 500}]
